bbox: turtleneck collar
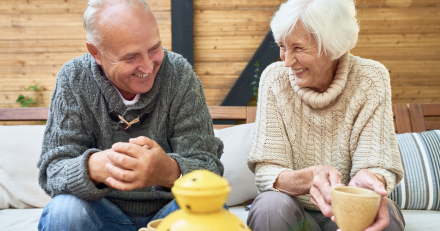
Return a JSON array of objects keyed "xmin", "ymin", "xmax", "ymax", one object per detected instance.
[{"xmin": 289, "ymin": 52, "xmax": 352, "ymax": 109}]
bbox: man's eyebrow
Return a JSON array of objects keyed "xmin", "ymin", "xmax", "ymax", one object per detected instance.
[
  {"xmin": 120, "ymin": 53, "xmax": 138, "ymax": 60},
  {"xmin": 151, "ymin": 41, "xmax": 162, "ymax": 49}
]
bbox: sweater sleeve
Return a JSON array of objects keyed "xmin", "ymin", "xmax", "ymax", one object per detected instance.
[
  {"xmin": 167, "ymin": 61, "xmax": 224, "ymax": 177},
  {"xmin": 350, "ymin": 63, "xmax": 404, "ymax": 194},
  {"xmin": 247, "ymin": 64, "xmax": 293, "ymax": 193},
  {"xmin": 37, "ymin": 63, "xmax": 113, "ymax": 201}
]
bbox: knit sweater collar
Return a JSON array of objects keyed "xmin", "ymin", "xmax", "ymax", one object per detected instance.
[
  {"xmin": 90, "ymin": 49, "xmax": 168, "ymax": 114},
  {"xmin": 289, "ymin": 53, "xmax": 351, "ymax": 109}
]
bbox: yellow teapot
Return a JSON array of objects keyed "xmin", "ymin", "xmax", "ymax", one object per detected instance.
[{"xmin": 156, "ymin": 170, "xmax": 252, "ymax": 231}]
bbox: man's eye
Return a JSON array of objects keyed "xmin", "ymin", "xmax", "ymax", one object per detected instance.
[{"xmin": 126, "ymin": 57, "xmax": 135, "ymax": 60}]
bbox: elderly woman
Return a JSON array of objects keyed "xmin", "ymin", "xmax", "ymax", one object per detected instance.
[{"xmin": 247, "ymin": 0, "xmax": 405, "ymax": 230}]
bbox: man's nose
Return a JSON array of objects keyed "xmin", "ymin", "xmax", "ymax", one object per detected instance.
[
  {"xmin": 139, "ymin": 55, "xmax": 154, "ymax": 73},
  {"xmin": 284, "ymin": 51, "xmax": 296, "ymax": 67}
]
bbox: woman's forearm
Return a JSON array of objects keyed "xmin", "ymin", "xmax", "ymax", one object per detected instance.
[{"xmin": 273, "ymin": 167, "xmax": 316, "ymax": 196}]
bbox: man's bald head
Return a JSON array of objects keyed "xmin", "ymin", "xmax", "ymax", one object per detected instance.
[{"xmin": 82, "ymin": 0, "xmax": 155, "ymax": 47}]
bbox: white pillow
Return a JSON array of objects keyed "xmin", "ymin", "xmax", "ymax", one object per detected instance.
[
  {"xmin": 215, "ymin": 123, "xmax": 259, "ymax": 206},
  {"xmin": 0, "ymin": 125, "xmax": 51, "ymax": 209}
]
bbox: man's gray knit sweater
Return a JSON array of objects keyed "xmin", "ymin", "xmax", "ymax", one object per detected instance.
[{"xmin": 37, "ymin": 49, "xmax": 224, "ymax": 215}]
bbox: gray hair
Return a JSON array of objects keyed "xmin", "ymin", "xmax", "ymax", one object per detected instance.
[
  {"xmin": 83, "ymin": 0, "xmax": 150, "ymax": 47},
  {"xmin": 271, "ymin": 0, "xmax": 359, "ymax": 60}
]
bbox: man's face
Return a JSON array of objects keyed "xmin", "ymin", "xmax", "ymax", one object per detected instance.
[{"xmin": 92, "ymin": 2, "xmax": 164, "ymax": 100}]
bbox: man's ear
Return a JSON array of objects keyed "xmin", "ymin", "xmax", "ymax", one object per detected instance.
[{"xmin": 86, "ymin": 42, "xmax": 102, "ymax": 65}]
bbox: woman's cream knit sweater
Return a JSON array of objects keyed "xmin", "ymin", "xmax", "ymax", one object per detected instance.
[{"xmin": 248, "ymin": 53, "xmax": 404, "ymax": 210}]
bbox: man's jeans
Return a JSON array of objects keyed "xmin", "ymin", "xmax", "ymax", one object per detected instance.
[{"xmin": 38, "ymin": 194, "xmax": 180, "ymax": 231}]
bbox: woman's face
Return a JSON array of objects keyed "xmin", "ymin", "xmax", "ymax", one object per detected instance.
[{"xmin": 278, "ymin": 23, "xmax": 338, "ymax": 92}]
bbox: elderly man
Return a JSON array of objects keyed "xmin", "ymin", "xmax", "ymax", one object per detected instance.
[{"xmin": 37, "ymin": 0, "xmax": 224, "ymax": 230}]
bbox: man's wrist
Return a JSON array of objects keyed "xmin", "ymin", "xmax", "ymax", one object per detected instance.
[{"xmin": 163, "ymin": 156, "xmax": 181, "ymax": 187}]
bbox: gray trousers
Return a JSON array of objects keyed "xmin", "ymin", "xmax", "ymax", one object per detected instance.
[{"xmin": 247, "ymin": 191, "xmax": 405, "ymax": 231}]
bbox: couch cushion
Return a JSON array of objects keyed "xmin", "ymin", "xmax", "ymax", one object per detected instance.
[
  {"xmin": 390, "ymin": 130, "xmax": 440, "ymax": 210},
  {"xmin": 215, "ymin": 123, "xmax": 259, "ymax": 206},
  {"xmin": 0, "ymin": 208, "xmax": 43, "ymax": 231},
  {"xmin": 0, "ymin": 125, "xmax": 51, "ymax": 209}
]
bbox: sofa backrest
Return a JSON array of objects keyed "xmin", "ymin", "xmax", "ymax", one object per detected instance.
[{"xmin": 408, "ymin": 103, "xmax": 440, "ymax": 132}]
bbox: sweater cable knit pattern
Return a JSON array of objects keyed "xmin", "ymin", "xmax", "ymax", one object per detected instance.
[
  {"xmin": 248, "ymin": 53, "xmax": 404, "ymax": 210},
  {"xmin": 38, "ymin": 49, "xmax": 224, "ymax": 215}
]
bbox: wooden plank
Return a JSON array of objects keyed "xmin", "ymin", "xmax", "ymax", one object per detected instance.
[
  {"xmin": 194, "ymin": 22, "xmax": 440, "ymax": 36},
  {"xmin": 0, "ymin": 65, "xmax": 62, "ymax": 75},
  {"xmin": 194, "ymin": 62, "xmax": 247, "ymax": 75},
  {"xmin": 195, "ymin": 49, "xmax": 257, "ymax": 62},
  {"xmin": 246, "ymin": 106, "xmax": 257, "ymax": 124},
  {"xmin": 359, "ymin": 21, "xmax": 440, "ymax": 34},
  {"xmin": 194, "ymin": 0, "xmax": 284, "ymax": 10},
  {"xmin": 0, "ymin": 52, "xmax": 86, "ymax": 66},
  {"xmin": 0, "ymin": 0, "xmax": 170, "ymax": 14},
  {"xmin": 408, "ymin": 103, "xmax": 427, "ymax": 132},
  {"xmin": 194, "ymin": 36, "xmax": 264, "ymax": 49},
  {"xmin": 0, "ymin": 39, "xmax": 171, "ymax": 54},
  {"xmin": 0, "ymin": 91, "xmax": 53, "ymax": 106},
  {"xmin": 0, "ymin": 39, "xmax": 87, "ymax": 54},
  {"xmin": 422, "ymin": 104, "xmax": 440, "ymax": 117},
  {"xmin": 0, "ymin": 107, "xmax": 48, "ymax": 121},
  {"xmin": 426, "ymin": 121, "xmax": 440, "ymax": 131},
  {"xmin": 357, "ymin": 8, "xmax": 440, "ymax": 21},
  {"xmin": 393, "ymin": 104, "xmax": 412, "ymax": 134},
  {"xmin": 199, "ymin": 76, "xmax": 237, "ymax": 89},
  {"xmin": 0, "ymin": 11, "xmax": 171, "ymax": 28},
  {"xmin": 213, "ymin": 124, "xmax": 234, "ymax": 129},
  {"xmin": 350, "ymin": 47, "xmax": 440, "ymax": 61},
  {"xmin": 194, "ymin": 10, "xmax": 274, "ymax": 22},
  {"xmin": 392, "ymin": 98, "xmax": 440, "ymax": 104},
  {"xmin": 356, "ymin": 34, "xmax": 440, "ymax": 48},
  {"xmin": 0, "ymin": 79, "xmax": 55, "ymax": 91},
  {"xmin": 0, "ymin": 26, "xmax": 171, "ymax": 41},
  {"xmin": 208, "ymin": 106, "xmax": 247, "ymax": 120}
]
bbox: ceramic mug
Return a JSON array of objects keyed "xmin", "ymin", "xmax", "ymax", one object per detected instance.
[
  {"xmin": 138, "ymin": 219, "xmax": 163, "ymax": 231},
  {"xmin": 331, "ymin": 186, "xmax": 381, "ymax": 231}
]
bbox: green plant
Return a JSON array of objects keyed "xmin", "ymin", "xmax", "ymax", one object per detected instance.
[
  {"xmin": 16, "ymin": 83, "xmax": 39, "ymax": 107},
  {"xmin": 251, "ymin": 61, "xmax": 260, "ymax": 105}
]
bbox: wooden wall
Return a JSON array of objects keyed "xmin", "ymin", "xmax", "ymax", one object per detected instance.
[
  {"xmin": 0, "ymin": 0, "xmax": 439, "ymax": 110},
  {"xmin": 194, "ymin": 0, "xmax": 440, "ymax": 106},
  {"xmin": 0, "ymin": 0, "xmax": 171, "ymax": 109}
]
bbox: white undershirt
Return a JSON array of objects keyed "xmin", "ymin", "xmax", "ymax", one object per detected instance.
[{"xmin": 104, "ymin": 71, "xmax": 140, "ymax": 107}]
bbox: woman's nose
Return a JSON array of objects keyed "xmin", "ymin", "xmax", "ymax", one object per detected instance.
[{"xmin": 284, "ymin": 51, "xmax": 296, "ymax": 67}]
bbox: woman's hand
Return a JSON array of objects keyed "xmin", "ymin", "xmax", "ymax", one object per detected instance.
[
  {"xmin": 333, "ymin": 169, "xmax": 389, "ymax": 231},
  {"xmin": 310, "ymin": 165, "xmax": 344, "ymax": 217}
]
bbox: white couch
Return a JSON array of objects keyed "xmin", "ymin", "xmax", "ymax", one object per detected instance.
[{"xmin": 0, "ymin": 124, "xmax": 439, "ymax": 231}]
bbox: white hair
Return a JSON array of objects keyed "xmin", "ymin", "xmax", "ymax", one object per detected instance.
[
  {"xmin": 271, "ymin": 0, "xmax": 359, "ymax": 60},
  {"xmin": 83, "ymin": 0, "xmax": 150, "ymax": 47}
]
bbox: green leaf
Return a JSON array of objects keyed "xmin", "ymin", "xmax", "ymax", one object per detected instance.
[{"xmin": 16, "ymin": 95, "xmax": 25, "ymax": 102}]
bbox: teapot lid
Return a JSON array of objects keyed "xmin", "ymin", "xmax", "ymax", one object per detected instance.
[{"xmin": 173, "ymin": 170, "xmax": 229, "ymax": 191}]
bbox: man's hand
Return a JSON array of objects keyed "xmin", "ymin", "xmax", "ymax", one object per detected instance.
[
  {"xmin": 333, "ymin": 169, "xmax": 389, "ymax": 231},
  {"xmin": 309, "ymin": 165, "xmax": 344, "ymax": 217},
  {"xmin": 88, "ymin": 149, "xmax": 114, "ymax": 186},
  {"xmin": 104, "ymin": 136, "xmax": 181, "ymax": 191}
]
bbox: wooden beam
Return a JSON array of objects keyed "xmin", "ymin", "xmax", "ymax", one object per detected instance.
[
  {"xmin": 171, "ymin": 0, "xmax": 193, "ymax": 66},
  {"xmin": 220, "ymin": 30, "xmax": 279, "ymax": 106},
  {"xmin": 408, "ymin": 103, "xmax": 426, "ymax": 132},
  {"xmin": 0, "ymin": 107, "xmax": 48, "ymax": 121},
  {"xmin": 393, "ymin": 104, "xmax": 412, "ymax": 134}
]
